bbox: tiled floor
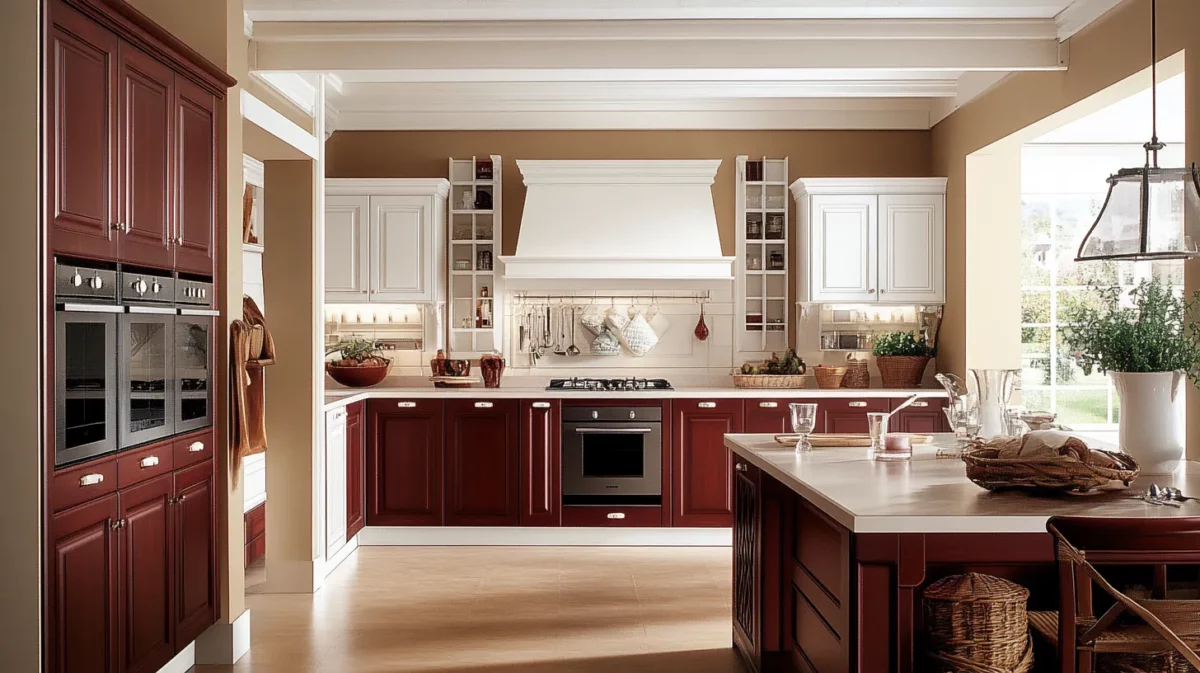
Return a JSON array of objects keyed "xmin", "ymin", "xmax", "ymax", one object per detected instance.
[{"xmin": 196, "ymin": 546, "xmax": 745, "ymax": 673}]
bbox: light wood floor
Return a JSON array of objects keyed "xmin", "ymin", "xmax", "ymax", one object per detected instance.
[{"xmin": 196, "ymin": 546, "xmax": 746, "ymax": 673}]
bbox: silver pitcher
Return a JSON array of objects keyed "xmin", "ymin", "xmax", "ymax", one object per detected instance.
[{"xmin": 969, "ymin": 369, "xmax": 1020, "ymax": 438}]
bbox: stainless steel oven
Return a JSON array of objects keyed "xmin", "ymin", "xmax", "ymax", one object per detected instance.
[
  {"xmin": 118, "ymin": 269, "xmax": 177, "ymax": 448},
  {"xmin": 54, "ymin": 262, "xmax": 121, "ymax": 466},
  {"xmin": 562, "ymin": 406, "xmax": 662, "ymax": 504},
  {"xmin": 174, "ymin": 276, "xmax": 215, "ymax": 433}
]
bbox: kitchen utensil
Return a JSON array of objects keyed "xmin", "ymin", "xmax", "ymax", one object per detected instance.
[
  {"xmin": 553, "ymin": 306, "xmax": 568, "ymax": 356},
  {"xmin": 694, "ymin": 303, "xmax": 710, "ymax": 341},
  {"xmin": 789, "ymin": 403, "xmax": 817, "ymax": 453},
  {"xmin": 567, "ymin": 306, "xmax": 581, "ymax": 356},
  {"xmin": 1162, "ymin": 486, "xmax": 1198, "ymax": 502},
  {"xmin": 1134, "ymin": 484, "xmax": 1182, "ymax": 507},
  {"xmin": 887, "ymin": 394, "xmax": 923, "ymax": 419}
]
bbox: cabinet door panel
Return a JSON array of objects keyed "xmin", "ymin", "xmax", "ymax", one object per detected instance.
[
  {"xmin": 879, "ymin": 194, "xmax": 944, "ymax": 303},
  {"xmin": 371, "ymin": 195, "xmax": 435, "ymax": 302},
  {"xmin": 445, "ymin": 400, "xmax": 520, "ymax": 526},
  {"xmin": 325, "ymin": 409, "xmax": 348, "ymax": 558},
  {"xmin": 118, "ymin": 45, "xmax": 173, "ymax": 269},
  {"xmin": 367, "ymin": 400, "xmax": 444, "ymax": 526},
  {"xmin": 520, "ymin": 400, "xmax": 561, "ymax": 526},
  {"xmin": 819, "ymin": 398, "xmax": 890, "ymax": 435},
  {"xmin": 119, "ymin": 474, "xmax": 174, "ymax": 673},
  {"xmin": 47, "ymin": 2, "xmax": 120, "ymax": 260},
  {"xmin": 744, "ymin": 399, "xmax": 808, "ymax": 434},
  {"xmin": 732, "ymin": 460, "xmax": 760, "ymax": 668},
  {"xmin": 49, "ymin": 493, "xmax": 120, "ymax": 673},
  {"xmin": 325, "ymin": 195, "xmax": 371, "ymax": 301},
  {"xmin": 173, "ymin": 78, "xmax": 216, "ymax": 275},
  {"xmin": 174, "ymin": 460, "xmax": 216, "ymax": 647},
  {"xmin": 810, "ymin": 195, "xmax": 876, "ymax": 302},
  {"xmin": 891, "ymin": 398, "xmax": 949, "ymax": 434},
  {"xmin": 346, "ymin": 402, "xmax": 366, "ymax": 539},
  {"xmin": 672, "ymin": 400, "xmax": 743, "ymax": 527}
]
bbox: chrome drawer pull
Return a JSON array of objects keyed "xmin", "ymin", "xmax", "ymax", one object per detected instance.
[
  {"xmin": 475, "ymin": 401, "xmax": 494, "ymax": 408},
  {"xmin": 849, "ymin": 401, "xmax": 867, "ymax": 408},
  {"xmin": 758, "ymin": 402, "xmax": 778, "ymax": 408},
  {"xmin": 532, "ymin": 402, "xmax": 551, "ymax": 409},
  {"xmin": 188, "ymin": 442, "xmax": 205, "ymax": 453},
  {"xmin": 735, "ymin": 463, "xmax": 748, "ymax": 472},
  {"xmin": 912, "ymin": 401, "xmax": 929, "ymax": 408},
  {"xmin": 606, "ymin": 512, "xmax": 626, "ymax": 520},
  {"xmin": 79, "ymin": 473, "xmax": 104, "ymax": 487},
  {"xmin": 698, "ymin": 402, "xmax": 717, "ymax": 409},
  {"xmin": 139, "ymin": 456, "xmax": 159, "ymax": 468},
  {"xmin": 397, "ymin": 402, "xmax": 417, "ymax": 408}
]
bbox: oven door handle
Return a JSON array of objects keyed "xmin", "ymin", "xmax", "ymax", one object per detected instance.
[
  {"xmin": 57, "ymin": 303, "xmax": 124, "ymax": 314},
  {"xmin": 573, "ymin": 427, "xmax": 655, "ymax": 435},
  {"xmin": 179, "ymin": 308, "xmax": 220, "ymax": 317},
  {"xmin": 127, "ymin": 305, "xmax": 177, "ymax": 315}
]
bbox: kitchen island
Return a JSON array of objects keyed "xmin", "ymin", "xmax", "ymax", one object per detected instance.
[{"xmin": 723, "ymin": 433, "xmax": 1200, "ymax": 673}]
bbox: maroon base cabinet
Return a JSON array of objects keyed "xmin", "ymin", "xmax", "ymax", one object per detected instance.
[
  {"xmin": 173, "ymin": 460, "xmax": 217, "ymax": 648},
  {"xmin": 672, "ymin": 399, "xmax": 744, "ymax": 527},
  {"xmin": 119, "ymin": 474, "xmax": 175, "ymax": 673},
  {"xmin": 744, "ymin": 399, "xmax": 806, "ymax": 434},
  {"xmin": 49, "ymin": 493, "xmax": 121, "ymax": 673},
  {"xmin": 444, "ymin": 399, "xmax": 520, "ymax": 526},
  {"xmin": 890, "ymin": 397, "xmax": 950, "ymax": 433},
  {"xmin": 735, "ymin": 468, "xmax": 1055, "ymax": 673},
  {"xmin": 520, "ymin": 400, "xmax": 561, "ymax": 526},
  {"xmin": 345, "ymin": 401, "xmax": 366, "ymax": 540},
  {"xmin": 821, "ymin": 397, "xmax": 890, "ymax": 434},
  {"xmin": 367, "ymin": 399, "xmax": 444, "ymax": 526}
]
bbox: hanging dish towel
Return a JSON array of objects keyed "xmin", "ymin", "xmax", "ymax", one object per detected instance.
[{"xmin": 231, "ymin": 296, "xmax": 275, "ymax": 482}]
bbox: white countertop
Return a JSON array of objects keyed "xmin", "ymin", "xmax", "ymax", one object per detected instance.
[
  {"xmin": 323, "ymin": 386, "xmax": 947, "ymax": 410},
  {"xmin": 724, "ymin": 433, "xmax": 1200, "ymax": 534}
]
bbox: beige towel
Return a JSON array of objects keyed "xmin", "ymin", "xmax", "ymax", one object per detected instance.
[{"xmin": 230, "ymin": 296, "xmax": 275, "ymax": 481}]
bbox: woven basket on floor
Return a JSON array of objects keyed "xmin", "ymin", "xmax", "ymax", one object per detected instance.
[
  {"xmin": 877, "ymin": 355, "xmax": 930, "ymax": 388},
  {"xmin": 1099, "ymin": 652, "xmax": 1199, "ymax": 673},
  {"xmin": 813, "ymin": 365, "xmax": 847, "ymax": 389},
  {"xmin": 841, "ymin": 358, "xmax": 870, "ymax": 389},
  {"xmin": 924, "ymin": 573, "xmax": 1034, "ymax": 673}
]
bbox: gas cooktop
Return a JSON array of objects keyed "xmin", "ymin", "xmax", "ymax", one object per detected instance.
[{"xmin": 546, "ymin": 377, "xmax": 674, "ymax": 392}]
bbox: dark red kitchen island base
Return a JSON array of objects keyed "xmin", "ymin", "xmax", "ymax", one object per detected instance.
[{"xmin": 732, "ymin": 461, "xmax": 1057, "ymax": 673}]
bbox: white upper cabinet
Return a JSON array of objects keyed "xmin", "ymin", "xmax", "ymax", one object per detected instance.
[
  {"xmin": 792, "ymin": 178, "xmax": 946, "ymax": 304},
  {"xmin": 325, "ymin": 195, "xmax": 370, "ymax": 302},
  {"xmin": 324, "ymin": 179, "xmax": 449, "ymax": 304},
  {"xmin": 878, "ymin": 194, "xmax": 945, "ymax": 303}
]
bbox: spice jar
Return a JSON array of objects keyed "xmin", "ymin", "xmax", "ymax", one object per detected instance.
[{"xmin": 769, "ymin": 250, "xmax": 784, "ymax": 270}]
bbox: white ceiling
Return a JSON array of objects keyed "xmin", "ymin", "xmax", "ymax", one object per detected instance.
[{"xmin": 244, "ymin": 0, "xmax": 1126, "ymax": 131}]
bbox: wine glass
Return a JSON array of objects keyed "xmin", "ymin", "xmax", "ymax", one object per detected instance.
[{"xmin": 789, "ymin": 403, "xmax": 818, "ymax": 453}]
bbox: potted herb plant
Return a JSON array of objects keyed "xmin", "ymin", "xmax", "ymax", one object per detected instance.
[
  {"xmin": 871, "ymin": 331, "xmax": 935, "ymax": 389},
  {"xmin": 1060, "ymin": 279, "xmax": 1200, "ymax": 474},
  {"xmin": 325, "ymin": 338, "xmax": 391, "ymax": 388}
]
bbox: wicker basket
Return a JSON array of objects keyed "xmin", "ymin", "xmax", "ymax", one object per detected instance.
[
  {"xmin": 962, "ymin": 445, "xmax": 1139, "ymax": 493},
  {"xmin": 841, "ymin": 357, "xmax": 870, "ymax": 389},
  {"xmin": 732, "ymin": 374, "xmax": 806, "ymax": 389},
  {"xmin": 813, "ymin": 366, "xmax": 847, "ymax": 389},
  {"xmin": 1099, "ymin": 652, "xmax": 1199, "ymax": 673},
  {"xmin": 924, "ymin": 573, "xmax": 1034, "ymax": 673},
  {"xmin": 877, "ymin": 355, "xmax": 930, "ymax": 388}
]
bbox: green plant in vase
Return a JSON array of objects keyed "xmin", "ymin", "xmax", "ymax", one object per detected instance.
[{"xmin": 871, "ymin": 331, "xmax": 935, "ymax": 389}]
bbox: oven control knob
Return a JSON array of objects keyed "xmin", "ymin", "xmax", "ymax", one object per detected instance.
[
  {"xmin": 629, "ymin": 411, "xmax": 636, "ymax": 419},
  {"xmin": 150, "ymin": 280, "xmax": 161, "ymax": 294},
  {"xmin": 69, "ymin": 271, "xmax": 83, "ymax": 287},
  {"xmin": 88, "ymin": 274, "xmax": 104, "ymax": 290},
  {"xmin": 131, "ymin": 279, "xmax": 147, "ymax": 295},
  {"xmin": 592, "ymin": 411, "xmax": 599, "ymax": 419},
  {"xmin": 200, "ymin": 288, "xmax": 207, "ymax": 299},
  {"xmin": 185, "ymin": 287, "xmax": 194, "ymax": 298}
]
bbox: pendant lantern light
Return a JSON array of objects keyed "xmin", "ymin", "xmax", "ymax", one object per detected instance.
[{"xmin": 1075, "ymin": 0, "xmax": 1200, "ymax": 262}]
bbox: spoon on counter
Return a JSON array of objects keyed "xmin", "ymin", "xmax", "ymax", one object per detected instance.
[{"xmin": 1134, "ymin": 483, "xmax": 1182, "ymax": 507}]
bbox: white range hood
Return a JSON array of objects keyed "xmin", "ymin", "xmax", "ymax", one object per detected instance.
[{"xmin": 500, "ymin": 159, "xmax": 734, "ymax": 289}]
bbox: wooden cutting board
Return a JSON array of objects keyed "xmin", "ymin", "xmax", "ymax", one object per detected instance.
[{"xmin": 774, "ymin": 433, "xmax": 933, "ymax": 447}]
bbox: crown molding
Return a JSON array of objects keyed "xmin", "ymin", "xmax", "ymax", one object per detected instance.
[
  {"xmin": 242, "ymin": 155, "xmax": 265, "ymax": 187},
  {"xmin": 790, "ymin": 177, "xmax": 948, "ymax": 198},
  {"xmin": 516, "ymin": 160, "xmax": 722, "ymax": 185}
]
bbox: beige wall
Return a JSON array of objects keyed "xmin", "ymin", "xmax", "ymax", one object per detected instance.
[
  {"xmin": 0, "ymin": 0, "xmax": 43, "ymax": 668},
  {"xmin": 932, "ymin": 0, "xmax": 1200, "ymax": 377}
]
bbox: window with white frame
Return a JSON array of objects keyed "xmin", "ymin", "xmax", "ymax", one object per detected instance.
[{"xmin": 1020, "ymin": 143, "xmax": 1184, "ymax": 431}]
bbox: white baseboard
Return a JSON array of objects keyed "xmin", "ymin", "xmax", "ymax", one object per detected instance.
[
  {"xmin": 323, "ymin": 534, "xmax": 359, "ymax": 579},
  {"xmin": 155, "ymin": 642, "xmax": 194, "ymax": 673},
  {"xmin": 195, "ymin": 609, "xmax": 251, "ymax": 665},
  {"xmin": 357, "ymin": 526, "xmax": 732, "ymax": 547}
]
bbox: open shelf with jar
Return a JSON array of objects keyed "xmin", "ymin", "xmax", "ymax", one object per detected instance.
[
  {"xmin": 736, "ymin": 156, "xmax": 790, "ymax": 355},
  {"xmin": 448, "ymin": 155, "xmax": 503, "ymax": 356},
  {"xmin": 816, "ymin": 303, "xmax": 942, "ymax": 352}
]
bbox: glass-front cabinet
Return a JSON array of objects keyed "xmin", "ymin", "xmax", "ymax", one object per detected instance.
[
  {"xmin": 736, "ymin": 156, "xmax": 790, "ymax": 355},
  {"xmin": 448, "ymin": 155, "xmax": 503, "ymax": 357}
]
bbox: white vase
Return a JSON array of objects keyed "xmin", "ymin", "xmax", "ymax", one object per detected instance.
[{"xmin": 1110, "ymin": 370, "xmax": 1185, "ymax": 475}]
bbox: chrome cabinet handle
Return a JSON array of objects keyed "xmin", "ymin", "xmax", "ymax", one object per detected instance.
[
  {"xmin": 911, "ymin": 401, "xmax": 929, "ymax": 408},
  {"xmin": 397, "ymin": 402, "xmax": 417, "ymax": 408},
  {"xmin": 849, "ymin": 401, "xmax": 867, "ymax": 408},
  {"xmin": 735, "ymin": 463, "xmax": 748, "ymax": 472},
  {"xmin": 758, "ymin": 402, "xmax": 778, "ymax": 408},
  {"xmin": 880, "ymin": 289, "xmax": 887, "ymax": 293},
  {"xmin": 532, "ymin": 402, "xmax": 551, "ymax": 408},
  {"xmin": 606, "ymin": 512, "xmax": 626, "ymax": 520},
  {"xmin": 188, "ymin": 441, "xmax": 205, "ymax": 453},
  {"xmin": 79, "ymin": 473, "xmax": 104, "ymax": 487},
  {"xmin": 175, "ymin": 235, "xmax": 183, "ymax": 245},
  {"xmin": 474, "ymin": 402, "xmax": 494, "ymax": 408},
  {"xmin": 698, "ymin": 402, "xmax": 717, "ymax": 409},
  {"xmin": 110, "ymin": 518, "xmax": 125, "ymax": 529},
  {"xmin": 139, "ymin": 456, "xmax": 159, "ymax": 468}
]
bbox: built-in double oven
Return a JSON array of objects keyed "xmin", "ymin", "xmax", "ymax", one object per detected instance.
[{"xmin": 54, "ymin": 259, "xmax": 216, "ymax": 466}]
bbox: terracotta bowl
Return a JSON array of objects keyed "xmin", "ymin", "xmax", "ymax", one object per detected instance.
[{"xmin": 325, "ymin": 362, "xmax": 390, "ymax": 388}]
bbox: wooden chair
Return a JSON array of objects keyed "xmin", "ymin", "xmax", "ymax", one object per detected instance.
[{"xmin": 1028, "ymin": 516, "xmax": 1200, "ymax": 673}]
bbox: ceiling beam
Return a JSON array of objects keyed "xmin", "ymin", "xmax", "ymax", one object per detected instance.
[{"xmin": 1055, "ymin": 0, "xmax": 1126, "ymax": 41}]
